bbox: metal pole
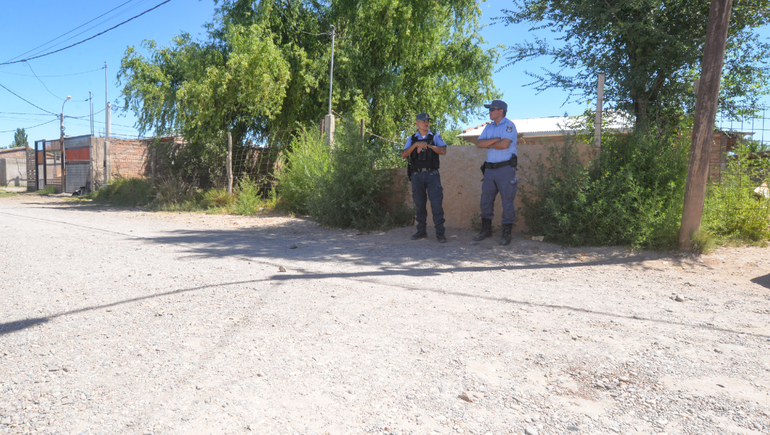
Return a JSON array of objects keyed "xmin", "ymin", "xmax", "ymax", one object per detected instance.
[
  {"xmin": 105, "ymin": 62, "xmax": 110, "ymax": 185},
  {"xmin": 89, "ymin": 91, "xmax": 94, "ymax": 136},
  {"xmin": 328, "ymin": 25, "xmax": 335, "ymax": 116},
  {"xmin": 60, "ymin": 96, "xmax": 70, "ymax": 193}
]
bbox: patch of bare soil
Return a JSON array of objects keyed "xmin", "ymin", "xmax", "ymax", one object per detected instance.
[{"xmin": 0, "ymin": 194, "xmax": 768, "ymax": 435}]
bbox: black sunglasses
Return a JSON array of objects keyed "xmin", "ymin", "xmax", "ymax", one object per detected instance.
[{"xmin": 488, "ymin": 107, "xmax": 502, "ymax": 112}]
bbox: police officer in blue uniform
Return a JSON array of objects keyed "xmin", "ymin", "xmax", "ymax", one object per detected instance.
[
  {"xmin": 474, "ymin": 100, "xmax": 518, "ymax": 246},
  {"xmin": 402, "ymin": 113, "xmax": 447, "ymax": 243}
]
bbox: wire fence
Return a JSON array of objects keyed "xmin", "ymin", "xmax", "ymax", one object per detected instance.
[
  {"xmin": 717, "ymin": 106, "xmax": 769, "ymax": 148},
  {"xmin": 202, "ymin": 130, "xmax": 294, "ymax": 195},
  {"xmin": 592, "ymin": 101, "xmax": 770, "ymax": 149}
]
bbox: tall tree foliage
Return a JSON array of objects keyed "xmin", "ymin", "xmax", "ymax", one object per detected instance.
[
  {"xmin": 11, "ymin": 128, "xmax": 27, "ymax": 148},
  {"xmin": 499, "ymin": 0, "xmax": 770, "ymax": 122},
  {"xmin": 118, "ymin": 0, "xmax": 497, "ymax": 147},
  {"xmin": 119, "ymin": 25, "xmax": 289, "ymax": 145}
]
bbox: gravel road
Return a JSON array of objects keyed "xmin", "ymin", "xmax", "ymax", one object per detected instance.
[{"xmin": 1, "ymin": 194, "xmax": 769, "ymax": 435}]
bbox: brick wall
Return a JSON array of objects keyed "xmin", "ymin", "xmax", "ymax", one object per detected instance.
[
  {"xmin": 107, "ymin": 137, "xmax": 181, "ymax": 180},
  {"xmin": 108, "ymin": 138, "xmax": 153, "ymax": 179},
  {"xmin": 708, "ymin": 131, "xmax": 739, "ymax": 181},
  {"xmin": 0, "ymin": 147, "xmax": 28, "ymax": 160}
]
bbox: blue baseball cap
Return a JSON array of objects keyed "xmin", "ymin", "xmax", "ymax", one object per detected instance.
[
  {"xmin": 416, "ymin": 113, "xmax": 431, "ymax": 121},
  {"xmin": 484, "ymin": 100, "xmax": 508, "ymax": 111}
]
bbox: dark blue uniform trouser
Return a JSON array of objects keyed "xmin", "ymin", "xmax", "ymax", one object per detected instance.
[
  {"xmin": 411, "ymin": 169, "xmax": 445, "ymax": 235},
  {"xmin": 480, "ymin": 165, "xmax": 518, "ymax": 224}
]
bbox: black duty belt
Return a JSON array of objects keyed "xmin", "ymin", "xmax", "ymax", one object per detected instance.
[
  {"xmin": 484, "ymin": 154, "xmax": 518, "ymax": 169},
  {"xmin": 484, "ymin": 161, "xmax": 511, "ymax": 169},
  {"xmin": 413, "ymin": 167, "xmax": 438, "ymax": 173}
]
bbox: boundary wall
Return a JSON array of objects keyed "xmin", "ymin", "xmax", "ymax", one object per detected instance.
[{"xmin": 0, "ymin": 158, "xmax": 27, "ymax": 187}]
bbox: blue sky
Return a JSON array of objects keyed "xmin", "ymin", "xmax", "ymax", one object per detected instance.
[{"xmin": 0, "ymin": 0, "xmax": 767, "ymax": 147}]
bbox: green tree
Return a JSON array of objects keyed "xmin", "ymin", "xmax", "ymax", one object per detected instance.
[
  {"xmin": 119, "ymin": 24, "xmax": 289, "ymax": 146},
  {"xmin": 118, "ymin": 0, "xmax": 498, "ymax": 146},
  {"xmin": 499, "ymin": 0, "xmax": 770, "ymax": 122},
  {"xmin": 11, "ymin": 128, "xmax": 27, "ymax": 148}
]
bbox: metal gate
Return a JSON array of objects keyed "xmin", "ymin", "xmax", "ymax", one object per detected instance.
[
  {"xmin": 32, "ymin": 137, "xmax": 92, "ymax": 193},
  {"xmin": 64, "ymin": 136, "xmax": 91, "ymax": 193},
  {"xmin": 34, "ymin": 139, "xmax": 63, "ymax": 192}
]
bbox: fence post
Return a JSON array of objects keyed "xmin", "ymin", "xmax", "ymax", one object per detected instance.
[
  {"xmin": 151, "ymin": 145, "xmax": 156, "ymax": 182},
  {"xmin": 324, "ymin": 113, "xmax": 335, "ymax": 146},
  {"xmin": 594, "ymin": 73, "xmax": 605, "ymax": 149},
  {"xmin": 227, "ymin": 132, "xmax": 233, "ymax": 195}
]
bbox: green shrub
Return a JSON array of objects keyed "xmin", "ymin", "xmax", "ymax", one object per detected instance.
[
  {"xmin": 36, "ymin": 186, "xmax": 56, "ymax": 195},
  {"xmin": 201, "ymin": 188, "xmax": 233, "ymax": 210},
  {"xmin": 701, "ymin": 143, "xmax": 770, "ymax": 243},
  {"xmin": 275, "ymin": 127, "xmax": 331, "ymax": 214},
  {"xmin": 233, "ymin": 175, "xmax": 263, "ymax": 215},
  {"xmin": 305, "ymin": 120, "xmax": 413, "ymax": 231},
  {"xmin": 90, "ymin": 178, "xmax": 155, "ymax": 207},
  {"xmin": 690, "ymin": 230, "xmax": 716, "ymax": 254},
  {"xmin": 155, "ymin": 175, "xmax": 203, "ymax": 210},
  {"xmin": 521, "ymin": 121, "xmax": 689, "ymax": 249}
]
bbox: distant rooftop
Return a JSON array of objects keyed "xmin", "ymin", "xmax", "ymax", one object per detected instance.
[{"xmin": 458, "ymin": 114, "xmax": 633, "ymax": 139}]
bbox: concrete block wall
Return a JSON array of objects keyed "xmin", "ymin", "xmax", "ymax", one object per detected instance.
[
  {"xmin": 0, "ymin": 158, "xmax": 27, "ymax": 186},
  {"xmin": 393, "ymin": 140, "xmax": 594, "ymax": 233}
]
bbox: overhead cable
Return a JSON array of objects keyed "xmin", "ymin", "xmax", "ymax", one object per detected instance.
[
  {"xmin": 0, "ymin": 118, "xmax": 58, "ymax": 133},
  {"xmin": 0, "ymin": 83, "xmax": 57, "ymax": 115},
  {"xmin": 0, "ymin": 0, "xmax": 172, "ymax": 66},
  {"xmin": 0, "ymin": 67, "xmax": 104, "ymax": 78},
  {"xmin": 3, "ymin": 0, "xmax": 139, "ymax": 63},
  {"xmin": 24, "ymin": 62, "xmax": 64, "ymax": 100}
]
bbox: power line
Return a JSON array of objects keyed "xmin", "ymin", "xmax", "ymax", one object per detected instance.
[
  {"xmin": 0, "ymin": 111, "xmax": 52, "ymax": 116},
  {"xmin": 0, "ymin": 0, "xmax": 172, "ymax": 66},
  {"xmin": 0, "ymin": 118, "xmax": 58, "ymax": 133},
  {"xmin": 67, "ymin": 107, "xmax": 106, "ymax": 120},
  {"xmin": 24, "ymin": 62, "xmax": 64, "ymax": 101},
  {"xmin": 3, "ymin": 0, "xmax": 140, "ymax": 63},
  {"xmin": 0, "ymin": 67, "xmax": 104, "ymax": 78},
  {"xmin": 330, "ymin": 110, "xmax": 400, "ymax": 144},
  {"xmin": 0, "ymin": 83, "xmax": 56, "ymax": 115}
]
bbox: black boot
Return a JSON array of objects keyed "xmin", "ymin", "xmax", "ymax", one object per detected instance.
[
  {"xmin": 411, "ymin": 230, "xmax": 428, "ymax": 240},
  {"xmin": 473, "ymin": 218, "xmax": 492, "ymax": 241},
  {"xmin": 500, "ymin": 223, "xmax": 513, "ymax": 246}
]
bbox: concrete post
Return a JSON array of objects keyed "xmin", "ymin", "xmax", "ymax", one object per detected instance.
[
  {"xmin": 324, "ymin": 113, "xmax": 335, "ymax": 146},
  {"xmin": 594, "ymin": 73, "xmax": 605, "ymax": 148},
  {"xmin": 105, "ymin": 102, "xmax": 111, "ymax": 185}
]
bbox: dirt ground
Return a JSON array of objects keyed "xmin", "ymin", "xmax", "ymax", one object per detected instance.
[{"xmin": 0, "ymin": 194, "xmax": 769, "ymax": 435}]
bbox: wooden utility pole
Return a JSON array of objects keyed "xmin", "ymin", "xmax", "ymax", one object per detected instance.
[{"xmin": 679, "ymin": 0, "xmax": 733, "ymax": 250}]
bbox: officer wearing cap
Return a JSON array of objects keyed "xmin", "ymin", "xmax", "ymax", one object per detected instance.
[
  {"xmin": 473, "ymin": 99, "xmax": 518, "ymax": 246},
  {"xmin": 402, "ymin": 113, "xmax": 447, "ymax": 243}
]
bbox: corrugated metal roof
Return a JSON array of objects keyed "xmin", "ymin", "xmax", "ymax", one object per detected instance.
[{"xmin": 459, "ymin": 114, "xmax": 633, "ymax": 138}]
